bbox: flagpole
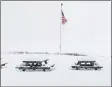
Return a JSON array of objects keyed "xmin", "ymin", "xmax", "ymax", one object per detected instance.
[
  {"xmin": 60, "ymin": 3, "xmax": 62, "ymax": 53},
  {"xmin": 59, "ymin": 3, "xmax": 67, "ymax": 53}
]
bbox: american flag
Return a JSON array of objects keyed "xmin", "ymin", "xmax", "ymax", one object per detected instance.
[
  {"xmin": 61, "ymin": 3, "xmax": 67, "ymax": 24},
  {"xmin": 61, "ymin": 10, "xmax": 67, "ymax": 24}
]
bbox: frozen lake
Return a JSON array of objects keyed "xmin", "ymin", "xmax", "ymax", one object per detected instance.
[{"xmin": 1, "ymin": 54, "xmax": 111, "ymax": 86}]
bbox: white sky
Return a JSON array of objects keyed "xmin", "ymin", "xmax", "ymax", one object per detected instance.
[{"xmin": 1, "ymin": 1, "xmax": 111, "ymax": 56}]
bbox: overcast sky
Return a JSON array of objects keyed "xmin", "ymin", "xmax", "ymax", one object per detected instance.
[{"xmin": 1, "ymin": 1, "xmax": 111, "ymax": 56}]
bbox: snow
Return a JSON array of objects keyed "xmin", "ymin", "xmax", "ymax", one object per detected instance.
[
  {"xmin": 77, "ymin": 56, "xmax": 96, "ymax": 61},
  {"xmin": 1, "ymin": 1, "xmax": 111, "ymax": 86},
  {"xmin": 1, "ymin": 54, "xmax": 111, "ymax": 86}
]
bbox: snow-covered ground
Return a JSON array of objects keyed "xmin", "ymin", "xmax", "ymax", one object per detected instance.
[{"xmin": 1, "ymin": 54, "xmax": 111, "ymax": 86}]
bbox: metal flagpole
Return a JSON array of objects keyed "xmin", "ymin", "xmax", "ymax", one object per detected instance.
[
  {"xmin": 60, "ymin": 3, "xmax": 67, "ymax": 53},
  {"xmin": 60, "ymin": 3, "xmax": 62, "ymax": 53}
]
